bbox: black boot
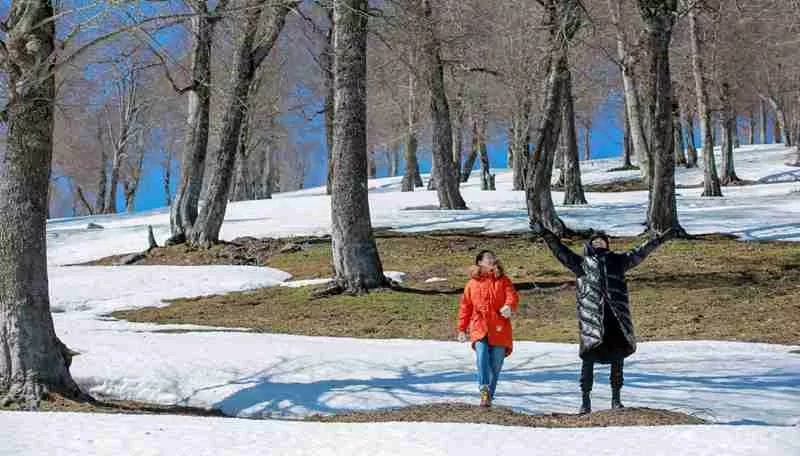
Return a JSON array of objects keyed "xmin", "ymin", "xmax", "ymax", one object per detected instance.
[
  {"xmin": 611, "ymin": 388, "xmax": 624, "ymax": 409},
  {"xmin": 610, "ymin": 360, "xmax": 624, "ymax": 409},
  {"xmin": 579, "ymin": 391, "xmax": 591, "ymax": 414}
]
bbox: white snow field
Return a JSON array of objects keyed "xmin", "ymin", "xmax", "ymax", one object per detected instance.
[
  {"xmin": 0, "ymin": 144, "xmax": 798, "ymax": 455},
  {"xmin": 1, "ymin": 413, "xmax": 798, "ymax": 456}
]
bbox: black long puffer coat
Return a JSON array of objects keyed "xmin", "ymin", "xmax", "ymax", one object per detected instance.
[{"xmin": 541, "ymin": 232, "xmax": 665, "ymax": 363}]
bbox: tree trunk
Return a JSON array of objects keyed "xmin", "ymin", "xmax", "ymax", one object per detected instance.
[
  {"xmin": 105, "ymin": 148, "xmax": 121, "ymax": 214},
  {"xmin": 673, "ymin": 98, "xmax": 687, "ymax": 167},
  {"xmin": 640, "ymin": 0, "xmax": 682, "ymax": 233},
  {"xmin": 720, "ymin": 82, "xmax": 741, "ymax": 185},
  {"xmin": 95, "ymin": 142, "xmax": 107, "ymax": 214},
  {"xmin": 401, "ymin": 64, "xmax": 423, "ymax": 191},
  {"xmin": 324, "ymin": 5, "xmax": 334, "ymax": 196},
  {"xmin": 452, "ymin": 91, "xmax": 464, "ymax": 181},
  {"xmin": 733, "ymin": 115, "xmax": 741, "ymax": 149},
  {"xmin": 511, "ymin": 101, "xmax": 531, "ymax": 190},
  {"xmin": 554, "ymin": 131, "xmax": 566, "ymax": 187},
  {"xmin": 525, "ymin": 0, "xmax": 574, "ymax": 236},
  {"xmin": 75, "ymin": 186, "xmax": 94, "ymax": 216},
  {"xmin": 330, "ymin": 0, "xmax": 386, "ymax": 292},
  {"xmin": 420, "ymin": 0, "xmax": 466, "ymax": 210},
  {"xmin": 232, "ymin": 109, "xmax": 252, "ymax": 201},
  {"xmin": 1, "ymin": 0, "xmax": 83, "ymax": 406},
  {"xmin": 368, "ymin": 151, "xmax": 377, "ymax": 178},
  {"xmin": 689, "ymin": 9, "xmax": 722, "ymax": 197},
  {"xmin": 759, "ymin": 97, "xmax": 768, "ymax": 144},
  {"xmin": 479, "ymin": 133, "xmax": 493, "ymax": 191},
  {"xmin": 766, "ymin": 96, "xmax": 790, "ymax": 146},
  {"xmin": 748, "ymin": 108, "xmax": 756, "ymax": 145},
  {"xmin": 191, "ymin": 1, "xmax": 294, "ymax": 246},
  {"xmin": 562, "ymin": 69, "xmax": 587, "ymax": 205},
  {"xmin": 163, "ymin": 149, "xmax": 173, "ymax": 207},
  {"xmin": 684, "ymin": 110, "xmax": 698, "ymax": 168},
  {"xmin": 462, "ymin": 117, "xmax": 480, "ymax": 182},
  {"xmin": 622, "ymin": 101, "xmax": 633, "ymax": 167},
  {"xmin": 170, "ymin": 4, "xmax": 216, "ymax": 240},
  {"xmin": 609, "ymin": 0, "xmax": 651, "ymax": 184},
  {"xmin": 388, "ymin": 143, "xmax": 401, "ymax": 177},
  {"xmin": 582, "ymin": 120, "xmax": 591, "ymax": 161},
  {"xmin": 507, "ymin": 127, "xmax": 514, "ymax": 170}
]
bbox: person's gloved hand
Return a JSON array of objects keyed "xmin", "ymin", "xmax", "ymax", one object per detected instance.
[
  {"xmin": 457, "ymin": 331, "xmax": 468, "ymax": 343},
  {"xmin": 499, "ymin": 305, "xmax": 512, "ymax": 319}
]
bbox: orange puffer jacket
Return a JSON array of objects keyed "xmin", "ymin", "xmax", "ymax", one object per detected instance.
[{"xmin": 457, "ymin": 267, "xmax": 520, "ymax": 356}]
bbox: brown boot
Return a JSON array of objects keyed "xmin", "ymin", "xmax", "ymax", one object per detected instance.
[{"xmin": 480, "ymin": 386, "xmax": 491, "ymax": 407}]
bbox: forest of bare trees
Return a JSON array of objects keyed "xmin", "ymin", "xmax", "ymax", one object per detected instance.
[{"xmin": 3, "ymin": 0, "xmax": 800, "ymax": 405}]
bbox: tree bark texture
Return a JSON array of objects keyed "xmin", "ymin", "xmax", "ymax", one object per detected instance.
[
  {"xmin": 0, "ymin": 0, "xmax": 83, "ymax": 406},
  {"xmin": 684, "ymin": 110, "xmax": 698, "ymax": 168},
  {"xmin": 673, "ymin": 99, "xmax": 687, "ymax": 166},
  {"xmin": 401, "ymin": 64, "xmax": 423, "ymax": 191},
  {"xmin": 719, "ymin": 82, "xmax": 741, "ymax": 185},
  {"xmin": 511, "ymin": 100, "xmax": 531, "ymax": 190},
  {"xmin": 461, "ymin": 117, "xmax": 481, "ymax": 182},
  {"xmin": 329, "ymin": 0, "xmax": 387, "ymax": 292},
  {"xmin": 562, "ymin": 69, "xmax": 587, "ymax": 205}
]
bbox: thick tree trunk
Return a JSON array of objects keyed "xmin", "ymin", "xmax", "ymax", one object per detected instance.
[
  {"xmin": 622, "ymin": 101, "xmax": 633, "ymax": 167},
  {"xmin": 420, "ymin": 0, "xmax": 466, "ymax": 210},
  {"xmin": 759, "ymin": 97, "xmax": 768, "ymax": 143},
  {"xmin": 330, "ymin": 0, "xmax": 387, "ymax": 292},
  {"xmin": 640, "ymin": 1, "xmax": 682, "ymax": 233},
  {"xmin": 673, "ymin": 99, "xmax": 687, "ymax": 167},
  {"xmin": 689, "ymin": 9, "xmax": 722, "ymax": 197},
  {"xmin": 684, "ymin": 110, "xmax": 698, "ymax": 168},
  {"xmin": 191, "ymin": 1, "xmax": 294, "ymax": 245},
  {"xmin": 554, "ymin": 131, "xmax": 566, "ymax": 187},
  {"xmin": 324, "ymin": 5, "xmax": 334, "ymax": 196},
  {"xmin": 170, "ymin": 5, "xmax": 216, "ymax": 241},
  {"xmin": 562, "ymin": 69, "xmax": 587, "ymax": 205},
  {"xmin": 720, "ymin": 82, "xmax": 741, "ymax": 185},
  {"xmin": 609, "ymin": 0, "xmax": 651, "ymax": 184},
  {"xmin": 461, "ymin": 117, "xmax": 481, "ymax": 182},
  {"xmin": 511, "ymin": 100, "xmax": 530, "ymax": 190},
  {"xmin": 1, "ymin": 0, "xmax": 83, "ymax": 406}
]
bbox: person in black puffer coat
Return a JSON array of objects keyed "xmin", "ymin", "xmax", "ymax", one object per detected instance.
[{"xmin": 530, "ymin": 221, "xmax": 675, "ymax": 414}]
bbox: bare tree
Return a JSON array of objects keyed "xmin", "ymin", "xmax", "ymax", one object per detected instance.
[
  {"xmin": 0, "ymin": 0, "xmax": 84, "ymax": 407},
  {"xmin": 689, "ymin": 6, "xmax": 722, "ymax": 197},
  {"xmin": 329, "ymin": 0, "xmax": 387, "ymax": 293},
  {"xmin": 719, "ymin": 81, "xmax": 741, "ymax": 184},
  {"xmin": 191, "ymin": 0, "xmax": 298, "ymax": 246},
  {"xmin": 418, "ymin": 0, "xmax": 466, "ymax": 209},
  {"xmin": 638, "ymin": 0, "xmax": 683, "ymax": 233},
  {"xmin": 562, "ymin": 68, "xmax": 587, "ymax": 205}
]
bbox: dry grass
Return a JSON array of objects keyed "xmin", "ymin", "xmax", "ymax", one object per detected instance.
[
  {"xmin": 0, "ymin": 393, "xmax": 224, "ymax": 417},
  {"xmin": 112, "ymin": 232, "xmax": 800, "ymax": 345},
  {"xmin": 308, "ymin": 403, "xmax": 706, "ymax": 427}
]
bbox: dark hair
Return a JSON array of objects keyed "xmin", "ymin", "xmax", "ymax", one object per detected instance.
[
  {"xmin": 589, "ymin": 232, "xmax": 610, "ymax": 245},
  {"xmin": 474, "ymin": 250, "xmax": 504, "ymax": 277},
  {"xmin": 475, "ymin": 250, "xmax": 495, "ymax": 265}
]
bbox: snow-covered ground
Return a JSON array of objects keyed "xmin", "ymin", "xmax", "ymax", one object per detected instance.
[
  {"xmin": 2, "ymin": 145, "xmax": 798, "ymax": 455},
  {"xmin": 2, "ymin": 413, "xmax": 798, "ymax": 456},
  {"xmin": 46, "ymin": 144, "xmax": 800, "ymax": 266}
]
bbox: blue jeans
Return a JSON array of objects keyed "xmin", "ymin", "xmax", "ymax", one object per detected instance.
[{"xmin": 475, "ymin": 338, "xmax": 506, "ymax": 399}]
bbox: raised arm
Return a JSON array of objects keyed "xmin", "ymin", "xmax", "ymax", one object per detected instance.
[
  {"xmin": 530, "ymin": 221, "xmax": 583, "ymax": 276},
  {"xmin": 622, "ymin": 229, "xmax": 675, "ymax": 271}
]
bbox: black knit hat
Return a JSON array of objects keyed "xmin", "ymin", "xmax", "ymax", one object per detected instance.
[{"xmin": 589, "ymin": 231, "xmax": 610, "ymax": 245}]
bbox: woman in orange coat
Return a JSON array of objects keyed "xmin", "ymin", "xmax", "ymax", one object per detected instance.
[{"xmin": 457, "ymin": 250, "xmax": 519, "ymax": 407}]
